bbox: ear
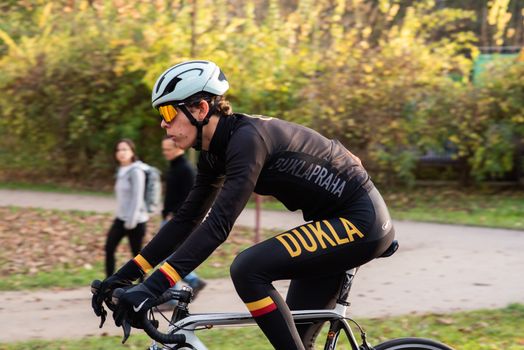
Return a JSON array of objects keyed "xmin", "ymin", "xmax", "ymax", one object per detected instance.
[{"xmin": 196, "ymin": 100, "xmax": 210, "ymax": 121}]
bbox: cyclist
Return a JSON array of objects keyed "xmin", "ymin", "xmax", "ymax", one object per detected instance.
[{"xmin": 92, "ymin": 60, "xmax": 395, "ymax": 350}]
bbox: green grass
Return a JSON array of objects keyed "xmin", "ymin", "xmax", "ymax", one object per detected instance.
[
  {"xmin": 1, "ymin": 304, "xmax": 523, "ymax": 349},
  {"xmin": 1, "ymin": 186, "xmax": 522, "ymax": 291},
  {"xmin": 2, "ymin": 181, "xmax": 523, "ymax": 229},
  {"xmin": 247, "ymin": 187, "xmax": 524, "ymax": 230},
  {"xmin": 362, "ymin": 303, "xmax": 524, "ymax": 349},
  {"xmin": 385, "ymin": 188, "xmax": 524, "ymax": 230},
  {"xmin": 0, "ymin": 263, "xmax": 105, "ymax": 291},
  {"xmin": 0, "ymin": 181, "xmax": 111, "ymax": 196}
]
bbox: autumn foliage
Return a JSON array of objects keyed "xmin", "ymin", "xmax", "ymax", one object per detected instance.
[{"xmin": 0, "ymin": 0, "xmax": 522, "ymax": 185}]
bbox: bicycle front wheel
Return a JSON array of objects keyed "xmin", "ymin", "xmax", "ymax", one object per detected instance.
[{"xmin": 373, "ymin": 337, "xmax": 454, "ymax": 350}]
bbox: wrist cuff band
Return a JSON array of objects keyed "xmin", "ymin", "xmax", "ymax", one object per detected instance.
[
  {"xmin": 133, "ymin": 254, "xmax": 153, "ymax": 274},
  {"xmin": 159, "ymin": 262, "xmax": 182, "ymax": 287}
]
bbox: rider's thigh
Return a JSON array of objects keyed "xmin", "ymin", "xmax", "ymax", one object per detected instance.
[{"xmin": 231, "ymin": 186, "xmax": 395, "ymax": 285}]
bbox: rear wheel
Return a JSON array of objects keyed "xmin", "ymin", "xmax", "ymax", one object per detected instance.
[{"xmin": 373, "ymin": 337, "xmax": 454, "ymax": 350}]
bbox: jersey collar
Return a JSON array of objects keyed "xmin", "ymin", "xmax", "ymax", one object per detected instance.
[{"xmin": 207, "ymin": 114, "xmax": 237, "ymax": 156}]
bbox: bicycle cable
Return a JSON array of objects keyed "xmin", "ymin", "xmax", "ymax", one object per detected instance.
[
  {"xmin": 151, "ymin": 307, "xmax": 210, "ymax": 332},
  {"xmin": 342, "ymin": 317, "xmax": 374, "ymax": 350},
  {"xmin": 159, "ymin": 342, "xmax": 175, "ymax": 350}
]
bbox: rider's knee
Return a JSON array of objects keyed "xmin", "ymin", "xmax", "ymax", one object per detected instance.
[{"xmin": 230, "ymin": 250, "xmax": 255, "ymax": 284}]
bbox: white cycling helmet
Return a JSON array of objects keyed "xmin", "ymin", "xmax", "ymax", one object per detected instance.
[{"xmin": 151, "ymin": 60, "xmax": 229, "ymax": 108}]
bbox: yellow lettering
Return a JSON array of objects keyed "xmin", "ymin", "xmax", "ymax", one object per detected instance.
[
  {"xmin": 339, "ymin": 218, "xmax": 365, "ymax": 242},
  {"xmin": 323, "ymin": 220, "xmax": 349, "ymax": 245},
  {"xmin": 276, "ymin": 233, "xmax": 302, "ymax": 257},
  {"xmin": 293, "ymin": 227, "xmax": 318, "ymax": 252},
  {"xmin": 308, "ymin": 222, "xmax": 337, "ymax": 249}
]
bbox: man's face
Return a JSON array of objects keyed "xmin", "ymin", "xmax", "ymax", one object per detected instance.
[{"xmin": 162, "ymin": 138, "xmax": 181, "ymax": 161}]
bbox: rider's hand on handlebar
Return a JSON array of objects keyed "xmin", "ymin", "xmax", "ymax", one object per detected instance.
[
  {"xmin": 92, "ymin": 274, "xmax": 132, "ymax": 315},
  {"xmin": 91, "ymin": 259, "xmax": 145, "ymax": 325},
  {"xmin": 113, "ymin": 266, "xmax": 173, "ymax": 330},
  {"xmin": 113, "ymin": 283, "xmax": 157, "ymax": 329}
]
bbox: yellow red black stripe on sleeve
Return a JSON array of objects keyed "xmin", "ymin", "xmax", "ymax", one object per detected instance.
[
  {"xmin": 159, "ymin": 262, "xmax": 182, "ymax": 287},
  {"xmin": 245, "ymin": 296, "xmax": 277, "ymax": 317},
  {"xmin": 133, "ymin": 254, "xmax": 152, "ymax": 274}
]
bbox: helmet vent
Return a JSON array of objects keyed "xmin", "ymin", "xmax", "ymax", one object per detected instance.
[
  {"xmin": 163, "ymin": 77, "xmax": 182, "ymax": 95},
  {"xmin": 155, "ymin": 76, "xmax": 165, "ymax": 93},
  {"xmin": 218, "ymin": 70, "xmax": 227, "ymax": 81}
]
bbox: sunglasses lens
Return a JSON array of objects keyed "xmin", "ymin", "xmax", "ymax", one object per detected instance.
[{"xmin": 159, "ymin": 105, "xmax": 177, "ymax": 123}]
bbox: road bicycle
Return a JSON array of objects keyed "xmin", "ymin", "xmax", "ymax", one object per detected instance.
[{"xmin": 93, "ymin": 240, "xmax": 455, "ymax": 350}]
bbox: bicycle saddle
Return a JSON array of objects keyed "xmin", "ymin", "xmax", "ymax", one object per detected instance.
[{"xmin": 379, "ymin": 240, "xmax": 399, "ymax": 258}]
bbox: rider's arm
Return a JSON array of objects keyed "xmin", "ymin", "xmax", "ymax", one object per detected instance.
[
  {"xmin": 137, "ymin": 159, "xmax": 224, "ymax": 270},
  {"xmin": 163, "ymin": 128, "xmax": 267, "ymax": 274},
  {"xmin": 145, "ymin": 127, "xmax": 268, "ymax": 291}
]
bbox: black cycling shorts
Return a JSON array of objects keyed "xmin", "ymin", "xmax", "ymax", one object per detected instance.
[{"xmin": 230, "ymin": 187, "xmax": 395, "ymax": 349}]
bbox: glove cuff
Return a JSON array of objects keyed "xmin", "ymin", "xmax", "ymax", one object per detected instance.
[
  {"xmin": 132, "ymin": 254, "xmax": 153, "ymax": 274},
  {"xmin": 116, "ymin": 256, "xmax": 150, "ymax": 281},
  {"xmin": 144, "ymin": 269, "xmax": 172, "ymax": 296}
]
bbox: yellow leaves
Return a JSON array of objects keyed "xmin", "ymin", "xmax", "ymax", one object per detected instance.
[
  {"xmin": 263, "ymin": 80, "xmax": 278, "ymax": 91},
  {"xmin": 387, "ymin": 4, "xmax": 401, "ymax": 22},
  {"xmin": 487, "ymin": 0, "xmax": 512, "ymax": 46},
  {"xmin": 362, "ymin": 26, "xmax": 372, "ymax": 40},
  {"xmin": 224, "ymin": 18, "xmax": 245, "ymax": 36},
  {"xmin": 511, "ymin": 115, "xmax": 524, "ymax": 124},
  {"xmin": 0, "ymin": 29, "xmax": 23, "ymax": 57},
  {"xmin": 487, "ymin": 0, "xmax": 511, "ymax": 26},
  {"xmin": 110, "ymin": 38, "xmax": 133, "ymax": 48},
  {"xmin": 378, "ymin": 0, "xmax": 390, "ymax": 14},
  {"xmin": 448, "ymin": 135, "xmax": 461, "ymax": 144},
  {"xmin": 38, "ymin": 3, "xmax": 54, "ymax": 29},
  {"xmin": 1, "ymin": 0, "xmax": 520, "ymax": 185}
]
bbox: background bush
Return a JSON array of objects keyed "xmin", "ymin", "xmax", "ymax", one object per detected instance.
[{"xmin": 0, "ymin": 0, "xmax": 522, "ymax": 187}]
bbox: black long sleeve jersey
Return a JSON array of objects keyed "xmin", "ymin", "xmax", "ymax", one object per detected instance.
[{"xmin": 140, "ymin": 113, "xmax": 373, "ymax": 278}]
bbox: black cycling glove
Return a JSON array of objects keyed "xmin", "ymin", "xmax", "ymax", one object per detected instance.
[
  {"xmin": 91, "ymin": 259, "xmax": 146, "ymax": 321},
  {"xmin": 113, "ymin": 283, "xmax": 157, "ymax": 329},
  {"xmin": 113, "ymin": 263, "xmax": 173, "ymax": 329}
]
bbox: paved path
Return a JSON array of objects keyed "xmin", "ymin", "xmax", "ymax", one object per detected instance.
[{"xmin": 1, "ymin": 189, "xmax": 523, "ymax": 342}]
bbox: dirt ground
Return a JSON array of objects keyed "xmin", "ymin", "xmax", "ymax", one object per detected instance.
[{"xmin": 1, "ymin": 189, "xmax": 523, "ymax": 342}]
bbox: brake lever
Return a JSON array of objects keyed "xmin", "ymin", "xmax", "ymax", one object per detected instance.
[
  {"xmin": 91, "ymin": 280, "xmax": 108, "ymax": 328},
  {"xmin": 99, "ymin": 306, "xmax": 107, "ymax": 328},
  {"xmin": 121, "ymin": 319, "xmax": 132, "ymax": 344}
]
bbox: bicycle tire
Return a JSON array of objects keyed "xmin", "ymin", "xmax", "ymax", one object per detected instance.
[{"xmin": 373, "ymin": 337, "xmax": 454, "ymax": 350}]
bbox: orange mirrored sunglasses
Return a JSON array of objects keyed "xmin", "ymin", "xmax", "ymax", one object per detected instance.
[{"xmin": 158, "ymin": 105, "xmax": 178, "ymax": 123}]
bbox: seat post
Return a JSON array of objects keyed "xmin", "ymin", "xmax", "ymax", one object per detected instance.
[{"xmin": 336, "ymin": 268, "xmax": 358, "ymax": 306}]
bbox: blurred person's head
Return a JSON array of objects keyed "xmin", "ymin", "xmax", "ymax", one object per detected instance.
[
  {"xmin": 114, "ymin": 138, "xmax": 137, "ymax": 166},
  {"xmin": 162, "ymin": 136, "xmax": 184, "ymax": 161}
]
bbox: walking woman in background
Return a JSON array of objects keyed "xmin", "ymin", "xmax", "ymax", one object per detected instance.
[{"xmin": 105, "ymin": 138, "xmax": 149, "ymax": 277}]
